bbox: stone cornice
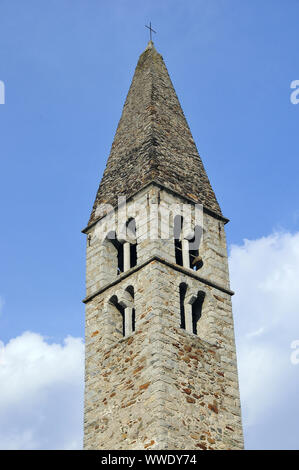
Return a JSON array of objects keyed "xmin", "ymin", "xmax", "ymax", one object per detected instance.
[
  {"xmin": 82, "ymin": 181, "xmax": 229, "ymax": 234},
  {"xmin": 82, "ymin": 255, "xmax": 234, "ymax": 304}
]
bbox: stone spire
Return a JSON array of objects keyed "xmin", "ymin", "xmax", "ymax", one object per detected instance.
[
  {"xmin": 88, "ymin": 41, "xmax": 223, "ymax": 226},
  {"xmin": 84, "ymin": 40, "xmax": 244, "ymax": 451}
]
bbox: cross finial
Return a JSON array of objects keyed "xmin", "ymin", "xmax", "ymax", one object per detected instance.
[{"xmin": 145, "ymin": 22, "xmax": 156, "ymax": 42}]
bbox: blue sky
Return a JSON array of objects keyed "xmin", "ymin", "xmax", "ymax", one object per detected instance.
[{"xmin": 0, "ymin": 0, "xmax": 298, "ymax": 450}]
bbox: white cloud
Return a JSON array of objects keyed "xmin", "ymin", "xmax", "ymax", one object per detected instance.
[
  {"xmin": 0, "ymin": 332, "xmax": 84, "ymax": 450},
  {"xmin": 1, "ymin": 230, "xmax": 298, "ymax": 450},
  {"xmin": 229, "ymin": 231, "xmax": 299, "ymax": 449}
]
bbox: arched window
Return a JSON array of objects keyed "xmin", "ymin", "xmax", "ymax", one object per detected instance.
[
  {"xmin": 109, "ymin": 287, "xmax": 136, "ymax": 339},
  {"xmin": 99, "ymin": 232, "xmax": 124, "ymax": 286},
  {"xmin": 109, "ymin": 295, "xmax": 125, "ymax": 339},
  {"xmin": 106, "ymin": 231, "xmax": 124, "ymax": 275},
  {"xmin": 191, "ymin": 291, "xmax": 205, "ymax": 335},
  {"xmin": 179, "ymin": 286, "xmax": 206, "ymax": 337},
  {"xmin": 106, "ymin": 223, "xmax": 138, "ymax": 276}
]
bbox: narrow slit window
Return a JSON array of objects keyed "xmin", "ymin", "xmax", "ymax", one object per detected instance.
[
  {"xmin": 130, "ymin": 243, "xmax": 137, "ymax": 268},
  {"xmin": 126, "ymin": 218, "xmax": 137, "ymax": 269},
  {"xmin": 174, "ymin": 215, "xmax": 184, "ymax": 266},
  {"xmin": 132, "ymin": 308, "xmax": 136, "ymax": 332},
  {"xmin": 116, "ymin": 242, "xmax": 124, "ymax": 274},
  {"xmin": 179, "ymin": 282, "xmax": 188, "ymax": 329},
  {"xmin": 126, "ymin": 285, "xmax": 135, "ymax": 335}
]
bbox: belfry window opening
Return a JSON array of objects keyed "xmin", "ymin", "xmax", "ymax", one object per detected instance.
[
  {"xmin": 109, "ymin": 295, "xmax": 125, "ymax": 337},
  {"xmin": 107, "ymin": 220, "xmax": 137, "ymax": 276},
  {"xmin": 107, "ymin": 232, "xmax": 124, "ymax": 275},
  {"xmin": 174, "ymin": 217, "xmax": 203, "ymax": 271},
  {"xmin": 179, "ymin": 284, "xmax": 206, "ymax": 337},
  {"xmin": 188, "ymin": 226, "xmax": 203, "ymax": 271},
  {"xmin": 122, "ymin": 218, "xmax": 137, "ymax": 272},
  {"xmin": 109, "ymin": 286, "xmax": 136, "ymax": 338}
]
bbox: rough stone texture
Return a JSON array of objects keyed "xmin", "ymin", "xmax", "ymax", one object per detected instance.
[
  {"xmin": 85, "ymin": 185, "xmax": 229, "ymax": 299},
  {"xmin": 88, "ymin": 41, "xmax": 222, "ymax": 227},
  {"xmin": 84, "ymin": 43, "xmax": 243, "ymax": 449},
  {"xmin": 84, "ymin": 187, "xmax": 244, "ymax": 450}
]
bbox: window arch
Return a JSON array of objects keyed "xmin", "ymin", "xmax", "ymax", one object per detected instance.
[
  {"xmin": 108, "ymin": 287, "xmax": 136, "ymax": 340},
  {"xmin": 179, "ymin": 285, "xmax": 206, "ymax": 337},
  {"xmin": 103, "ymin": 222, "xmax": 138, "ymax": 280},
  {"xmin": 106, "ymin": 230, "xmax": 124, "ymax": 275},
  {"xmin": 99, "ymin": 232, "xmax": 123, "ymax": 286}
]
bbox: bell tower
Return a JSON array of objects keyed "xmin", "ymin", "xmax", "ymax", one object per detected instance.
[{"xmin": 83, "ymin": 41, "xmax": 244, "ymax": 450}]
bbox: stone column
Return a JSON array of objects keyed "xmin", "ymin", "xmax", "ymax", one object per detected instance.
[
  {"xmin": 182, "ymin": 239, "xmax": 190, "ymax": 269},
  {"xmin": 185, "ymin": 303, "xmax": 193, "ymax": 334},
  {"xmin": 123, "ymin": 242, "xmax": 131, "ymax": 271},
  {"xmin": 124, "ymin": 307, "xmax": 133, "ymax": 336}
]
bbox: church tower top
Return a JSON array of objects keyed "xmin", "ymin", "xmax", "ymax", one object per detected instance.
[
  {"xmin": 83, "ymin": 39, "xmax": 244, "ymax": 451},
  {"xmin": 88, "ymin": 41, "xmax": 223, "ymax": 226}
]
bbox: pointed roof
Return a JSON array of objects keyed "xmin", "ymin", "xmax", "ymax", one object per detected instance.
[{"xmin": 88, "ymin": 41, "xmax": 223, "ymax": 226}]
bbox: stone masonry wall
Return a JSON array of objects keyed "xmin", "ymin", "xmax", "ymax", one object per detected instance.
[
  {"xmin": 84, "ymin": 260, "xmax": 243, "ymax": 449},
  {"xmin": 84, "ymin": 185, "xmax": 244, "ymax": 449},
  {"xmin": 85, "ymin": 184, "xmax": 229, "ymax": 299}
]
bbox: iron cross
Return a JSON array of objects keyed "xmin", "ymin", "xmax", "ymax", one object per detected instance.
[{"xmin": 145, "ymin": 22, "xmax": 156, "ymax": 41}]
